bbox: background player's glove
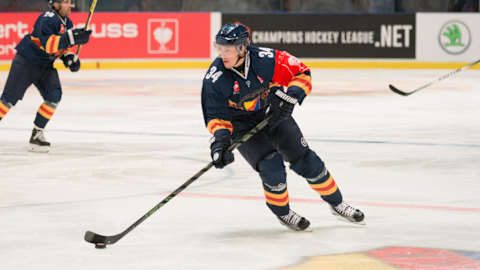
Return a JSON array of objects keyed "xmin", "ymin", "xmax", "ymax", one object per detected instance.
[
  {"xmin": 61, "ymin": 53, "xmax": 80, "ymax": 72},
  {"xmin": 267, "ymin": 89, "xmax": 297, "ymax": 131},
  {"xmin": 210, "ymin": 129, "xmax": 234, "ymax": 169},
  {"xmin": 65, "ymin": 28, "xmax": 92, "ymax": 46}
]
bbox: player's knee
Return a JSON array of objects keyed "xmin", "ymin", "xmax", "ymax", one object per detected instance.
[
  {"xmin": 290, "ymin": 149, "xmax": 325, "ymax": 179},
  {"xmin": 44, "ymin": 89, "xmax": 62, "ymax": 104},
  {"xmin": 1, "ymin": 94, "xmax": 19, "ymax": 106},
  {"xmin": 0, "ymin": 98, "xmax": 14, "ymax": 108},
  {"xmin": 258, "ymin": 152, "xmax": 286, "ymax": 187}
]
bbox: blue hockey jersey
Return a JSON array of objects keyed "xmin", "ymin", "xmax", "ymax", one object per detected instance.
[
  {"xmin": 15, "ymin": 10, "xmax": 74, "ymax": 65},
  {"xmin": 201, "ymin": 45, "xmax": 312, "ymax": 135}
]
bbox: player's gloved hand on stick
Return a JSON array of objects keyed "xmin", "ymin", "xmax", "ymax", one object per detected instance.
[
  {"xmin": 61, "ymin": 53, "xmax": 81, "ymax": 72},
  {"xmin": 267, "ymin": 89, "xmax": 297, "ymax": 131},
  {"xmin": 210, "ymin": 129, "xmax": 234, "ymax": 169},
  {"xmin": 65, "ymin": 28, "xmax": 92, "ymax": 46}
]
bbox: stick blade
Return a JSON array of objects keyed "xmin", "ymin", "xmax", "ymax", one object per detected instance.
[
  {"xmin": 84, "ymin": 230, "xmax": 107, "ymax": 244},
  {"xmin": 389, "ymin": 84, "xmax": 410, "ymax": 96}
]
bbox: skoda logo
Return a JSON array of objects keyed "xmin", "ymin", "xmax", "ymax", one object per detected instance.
[{"xmin": 438, "ymin": 20, "xmax": 471, "ymax": 55}]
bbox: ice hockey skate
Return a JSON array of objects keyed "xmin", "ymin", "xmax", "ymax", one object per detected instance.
[
  {"xmin": 330, "ymin": 202, "xmax": 365, "ymax": 225},
  {"xmin": 277, "ymin": 209, "xmax": 311, "ymax": 231},
  {"xmin": 29, "ymin": 127, "xmax": 50, "ymax": 153}
]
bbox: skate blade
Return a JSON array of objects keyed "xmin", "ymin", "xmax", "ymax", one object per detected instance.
[
  {"xmin": 334, "ymin": 215, "xmax": 366, "ymax": 226},
  {"xmin": 282, "ymin": 226, "xmax": 313, "ymax": 232},
  {"xmin": 28, "ymin": 144, "xmax": 50, "ymax": 153}
]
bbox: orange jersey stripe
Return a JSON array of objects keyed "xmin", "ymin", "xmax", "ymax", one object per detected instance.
[
  {"xmin": 291, "ymin": 76, "xmax": 312, "ymax": 89},
  {"xmin": 288, "ymin": 77, "xmax": 312, "ymax": 95},
  {"xmin": 269, "ymin": 82, "xmax": 282, "ymax": 88},
  {"xmin": 53, "ymin": 36, "xmax": 61, "ymax": 54},
  {"xmin": 294, "ymin": 73, "xmax": 311, "ymax": 81},
  {"xmin": 30, "ymin": 36, "xmax": 46, "ymax": 50},
  {"xmin": 46, "ymin": 35, "xmax": 60, "ymax": 54},
  {"xmin": 207, "ymin": 119, "xmax": 233, "ymax": 134}
]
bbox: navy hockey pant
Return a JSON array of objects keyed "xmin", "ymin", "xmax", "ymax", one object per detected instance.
[
  {"xmin": 1, "ymin": 54, "xmax": 62, "ymax": 128},
  {"xmin": 233, "ymin": 114, "xmax": 343, "ymax": 217}
]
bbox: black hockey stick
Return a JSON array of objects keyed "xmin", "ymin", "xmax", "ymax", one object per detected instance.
[
  {"xmin": 389, "ymin": 58, "xmax": 480, "ymax": 96},
  {"xmin": 73, "ymin": 0, "xmax": 98, "ymax": 62},
  {"xmin": 84, "ymin": 116, "xmax": 271, "ymax": 248}
]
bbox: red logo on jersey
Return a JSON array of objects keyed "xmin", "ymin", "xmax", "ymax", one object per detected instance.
[
  {"xmin": 256, "ymin": 75, "xmax": 264, "ymax": 84},
  {"xmin": 233, "ymin": 81, "xmax": 240, "ymax": 95},
  {"xmin": 59, "ymin": 24, "xmax": 65, "ymax": 34}
]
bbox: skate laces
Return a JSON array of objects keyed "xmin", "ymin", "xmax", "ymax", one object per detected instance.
[
  {"xmin": 33, "ymin": 129, "xmax": 47, "ymax": 142},
  {"xmin": 279, "ymin": 210, "xmax": 302, "ymax": 225},
  {"xmin": 334, "ymin": 202, "xmax": 356, "ymax": 217}
]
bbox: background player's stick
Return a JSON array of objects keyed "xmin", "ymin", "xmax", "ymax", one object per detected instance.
[
  {"xmin": 73, "ymin": 0, "xmax": 98, "ymax": 62},
  {"xmin": 84, "ymin": 116, "xmax": 272, "ymax": 248},
  {"xmin": 389, "ymin": 58, "xmax": 480, "ymax": 96}
]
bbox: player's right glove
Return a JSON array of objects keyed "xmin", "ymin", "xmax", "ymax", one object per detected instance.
[
  {"xmin": 65, "ymin": 28, "xmax": 92, "ymax": 46},
  {"xmin": 210, "ymin": 129, "xmax": 234, "ymax": 169},
  {"xmin": 61, "ymin": 53, "xmax": 80, "ymax": 72},
  {"xmin": 266, "ymin": 88, "xmax": 298, "ymax": 131}
]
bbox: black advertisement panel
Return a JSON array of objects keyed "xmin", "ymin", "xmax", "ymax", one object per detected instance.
[{"xmin": 222, "ymin": 14, "xmax": 415, "ymax": 58}]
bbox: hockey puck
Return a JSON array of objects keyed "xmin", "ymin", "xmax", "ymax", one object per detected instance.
[{"xmin": 95, "ymin": 243, "xmax": 107, "ymax": 249}]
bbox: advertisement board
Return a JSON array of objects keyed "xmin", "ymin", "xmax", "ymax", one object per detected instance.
[
  {"xmin": 222, "ymin": 13, "xmax": 416, "ymax": 58},
  {"xmin": 0, "ymin": 12, "xmax": 211, "ymax": 60},
  {"xmin": 417, "ymin": 13, "xmax": 480, "ymax": 62}
]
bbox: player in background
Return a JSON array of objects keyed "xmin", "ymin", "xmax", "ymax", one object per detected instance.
[
  {"xmin": 202, "ymin": 23, "xmax": 365, "ymax": 231},
  {"xmin": 0, "ymin": 0, "xmax": 91, "ymax": 152}
]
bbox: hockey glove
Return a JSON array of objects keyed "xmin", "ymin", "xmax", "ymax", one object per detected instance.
[
  {"xmin": 61, "ymin": 53, "xmax": 80, "ymax": 72},
  {"xmin": 65, "ymin": 28, "xmax": 92, "ymax": 46},
  {"xmin": 210, "ymin": 129, "xmax": 234, "ymax": 169},
  {"xmin": 266, "ymin": 89, "xmax": 297, "ymax": 131}
]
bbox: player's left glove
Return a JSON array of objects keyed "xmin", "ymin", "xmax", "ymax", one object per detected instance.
[
  {"xmin": 65, "ymin": 28, "xmax": 92, "ymax": 46},
  {"xmin": 210, "ymin": 129, "xmax": 234, "ymax": 169},
  {"xmin": 61, "ymin": 53, "xmax": 81, "ymax": 72},
  {"xmin": 266, "ymin": 89, "xmax": 297, "ymax": 131}
]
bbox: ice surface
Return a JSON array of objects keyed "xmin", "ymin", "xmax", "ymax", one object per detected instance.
[{"xmin": 1, "ymin": 68, "xmax": 479, "ymax": 269}]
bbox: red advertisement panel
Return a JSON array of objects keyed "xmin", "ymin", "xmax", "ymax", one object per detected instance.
[{"xmin": 0, "ymin": 12, "xmax": 210, "ymax": 60}]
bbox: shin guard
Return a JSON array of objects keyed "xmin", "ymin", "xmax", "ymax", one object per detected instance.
[
  {"xmin": 259, "ymin": 153, "xmax": 290, "ymax": 216},
  {"xmin": 34, "ymin": 101, "xmax": 57, "ymax": 128},
  {"xmin": 291, "ymin": 149, "xmax": 343, "ymax": 206}
]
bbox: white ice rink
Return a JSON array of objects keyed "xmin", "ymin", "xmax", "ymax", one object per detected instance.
[{"xmin": 1, "ymin": 67, "xmax": 480, "ymax": 270}]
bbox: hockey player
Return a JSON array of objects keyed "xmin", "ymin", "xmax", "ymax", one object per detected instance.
[
  {"xmin": 0, "ymin": 0, "xmax": 91, "ymax": 152},
  {"xmin": 202, "ymin": 23, "xmax": 365, "ymax": 231}
]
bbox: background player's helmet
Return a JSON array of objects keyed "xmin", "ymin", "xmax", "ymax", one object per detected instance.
[
  {"xmin": 215, "ymin": 24, "xmax": 250, "ymax": 47},
  {"xmin": 48, "ymin": 0, "xmax": 74, "ymax": 9},
  {"xmin": 48, "ymin": 0, "xmax": 61, "ymax": 8}
]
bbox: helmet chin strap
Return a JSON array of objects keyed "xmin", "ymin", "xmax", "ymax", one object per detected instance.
[{"xmin": 233, "ymin": 45, "xmax": 246, "ymax": 68}]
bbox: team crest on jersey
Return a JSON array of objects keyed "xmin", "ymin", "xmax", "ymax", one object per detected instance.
[
  {"xmin": 233, "ymin": 81, "xmax": 240, "ymax": 95},
  {"xmin": 59, "ymin": 24, "xmax": 65, "ymax": 34},
  {"xmin": 288, "ymin": 55, "xmax": 300, "ymax": 66}
]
